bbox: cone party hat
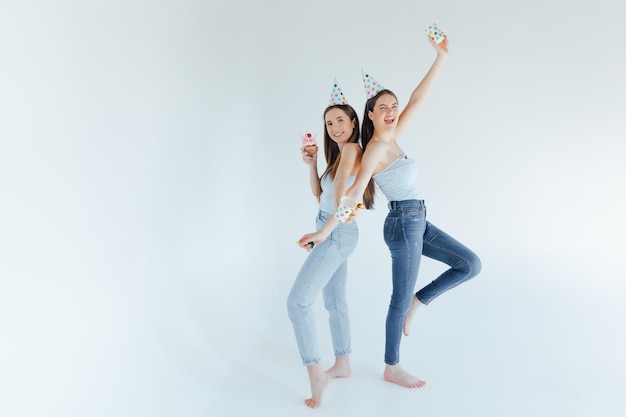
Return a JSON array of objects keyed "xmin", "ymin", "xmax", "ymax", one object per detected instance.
[
  {"xmin": 329, "ymin": 78, "xmax": 348, "ymax": 105},
  {"xmin": 361, "ymin": 69, "xmax": 385, "ymax": 99}
]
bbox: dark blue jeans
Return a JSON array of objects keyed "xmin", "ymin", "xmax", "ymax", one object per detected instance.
[{"xmin": 383, "ymin": 200, "xmax": 481, "ymax": 365}]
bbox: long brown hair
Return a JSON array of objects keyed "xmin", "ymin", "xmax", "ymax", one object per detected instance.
[
  {"xmin": 317, "ymin": 104, "xmax": 375, "ymax": 209},
  {"xmin": 361, "ymin": 89, "xmax": 397, "ymax": 151}
]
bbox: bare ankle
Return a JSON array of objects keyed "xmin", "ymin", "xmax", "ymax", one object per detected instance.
[
  {"xmin": 326, "ymin": 356, "xmax": 352, "ymax": 378},
  {"xmin": 383, "ymin": 363, "xmax": 426, "ymax": 389}
]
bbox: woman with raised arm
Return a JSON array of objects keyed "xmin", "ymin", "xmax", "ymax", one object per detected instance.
[
  {"xmin": 288, "ymin": 80, "xmax": 375, "ymax": 408},
  {"xmin": 298, "ymin": 34, "xmax": 481, "ymax": 389}
]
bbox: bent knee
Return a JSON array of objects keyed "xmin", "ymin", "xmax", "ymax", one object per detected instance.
[
  {"xmin": 286, "ymin": 293, "xmax": 299, "ymax": 315},
  {"xmin": 286, "ymin": 292, "xmax": 312, "ymax": 315},
  {"xmin": 455, "ymin": 251, "xmax": 481, "ymax": 279},
  {"xmin": 466, "ymin": 252, "xmax": 481, "ymax": 278}
]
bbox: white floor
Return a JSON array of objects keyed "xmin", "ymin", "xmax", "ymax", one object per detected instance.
[
  {"xmin": 1, "ymin": 230, "xmax": 625, "ymax": 417},
  {"xmin": 212, "ymin": 257, "xmax": 625, "ymax": 417}
]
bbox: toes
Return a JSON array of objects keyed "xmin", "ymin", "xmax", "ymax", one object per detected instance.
[{"xmin": 306, "ymin": 399, "xmax": 319, "ymax": 409}]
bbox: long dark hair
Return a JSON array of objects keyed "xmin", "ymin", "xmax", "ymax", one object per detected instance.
[
  {"xmin": 317, "ymin": 104, "xmax": 375, "ymax": 209},
  {"xmin": 361, "ymin": 89, "xmax": 398, "ymax": 151}
]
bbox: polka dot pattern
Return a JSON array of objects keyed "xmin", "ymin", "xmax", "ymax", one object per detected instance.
[
  {"xmin": 329, "ymin": 78, "xmax": 348, "ymax": 106},
  {"xmin": 334, "ymin": 207, "xmax": 353, "ymax": 221},
  {"xmin": 361, "ymin": 69, "xmax": 384, "ymax": 99},
  {"xmin": 334, "ymin": 198, "xmax": 357, "ymax": 222},
  {"xmin": 425, "ymin": 22, "xmax": 445, "ymax": 44}
]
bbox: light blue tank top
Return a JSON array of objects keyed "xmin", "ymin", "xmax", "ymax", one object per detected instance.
[
  {"xmin": 372, "ymin": 154, "xmax": 420, "ymax": 201},
  {"xmin": 319, "ymin": 173, "xmax": 356, "ymax": 213}
]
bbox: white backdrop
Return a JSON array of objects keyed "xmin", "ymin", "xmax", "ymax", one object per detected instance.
[{"xmin": 1, "ymin": 1, "xmax": 625, "ymax": 416}]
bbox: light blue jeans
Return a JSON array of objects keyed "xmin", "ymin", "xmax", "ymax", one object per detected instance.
[
  {"xmin": 383, "ymin": 200, "xmax": 481, "ymax": 365},
  {"xmin": 287, "ymin": 210, "xmax": 358, "ymax": 366}
]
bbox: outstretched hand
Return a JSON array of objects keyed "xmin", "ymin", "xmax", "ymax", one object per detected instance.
[{"xmin": 429, "ymin": 35, "xmax": 448, "ymax": 56}]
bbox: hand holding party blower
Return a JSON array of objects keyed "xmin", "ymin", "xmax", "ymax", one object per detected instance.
[{"xmin": 297, "ymin": 197, "xmax": 365, "ymax": 251}]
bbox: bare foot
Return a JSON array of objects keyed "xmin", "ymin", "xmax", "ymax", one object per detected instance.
[
  {"xmin": 304, "ymin": 364, "xmax": 331, "ymax": 408},
  {"xmin": 383, "ymin": 364, "xmax": 426, "ymax": 389},
  {"xmin": 326, "ymin": 355, "xmax": 352, "ymax": 378},
  {"xmin": 403, "ymin": 295, "xmax": 424, "ymax": 336}
]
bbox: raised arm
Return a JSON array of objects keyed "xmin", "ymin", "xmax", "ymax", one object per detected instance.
[{"xmin": 395, "ymin": 37, "xmax": 449, "ymax": 138}]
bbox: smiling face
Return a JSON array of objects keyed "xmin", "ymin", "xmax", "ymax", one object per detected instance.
[
  {"xmin": 368, "ymin": 92, "xmax": 399, "ymax": 132},
  {"xmin": 324, "ymin": 107, "xmax": 356, "ymax": 146}
]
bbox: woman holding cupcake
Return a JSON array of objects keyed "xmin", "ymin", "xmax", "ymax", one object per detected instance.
[{"xmin": 287, "ymin": 80, "xmax": 375, "ymax": 408}]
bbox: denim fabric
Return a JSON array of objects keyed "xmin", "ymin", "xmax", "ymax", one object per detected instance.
[
  {"xmin": 383, "ymin": 200, "xmax": 481, "ymax": 365},
  {"xmin": 287, "ymin": 211, "xmax": 358, "ymax": 366}
]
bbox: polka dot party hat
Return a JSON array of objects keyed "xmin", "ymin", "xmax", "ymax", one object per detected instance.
[
  {"xmin": 361, "ymin": 69, "xmax": 385, "ymax": 99},
  {"xmin": 329, "ymin": 78, "xmax": 348, "ymax": 106}
]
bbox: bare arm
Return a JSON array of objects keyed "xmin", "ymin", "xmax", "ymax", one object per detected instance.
[
  {"xmin": 302, "ymin": 149, "xmax": 320, "ymax": 197},
  {"xmin": 297, "ymin": 143, "xmax": 385, "ymax": 248},
  {"xmin": 345, "ymin": 142, "xmax": 385, "ymax": 202},
  {"xmin": 395, "ymin": 37, "xmax": 449, "ymax": 138},
  {"xmin": 332, "ymin": 143, "xmax": 360, "ymax": 207}
]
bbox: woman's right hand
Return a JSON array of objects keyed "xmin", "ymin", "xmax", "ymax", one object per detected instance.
[
  {"xmin": 430, "ymin": 35, "xmax": 449, "ymax": 56},
  {"xmin": 297, "ymin": 229, "xmax": 329, "ymax": 251},
  {"xmin": 301, "ymin": 148, "xmax": 317, "ymax": 165}
]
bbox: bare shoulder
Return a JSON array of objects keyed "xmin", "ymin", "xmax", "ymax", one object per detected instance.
[
  {"xmin": 343, "ymin": 142, "xmax": 362, "ymax": 152},
  {"xmin": 341, "ymin": 143, "xmax": 363, "ymax": 157},
  {"xmin": 364, "ymin": 140, "xmax": 390, "ymax": 156},
  {"xmin": 365, "ymin": 141, "xmax": 403, "ymax": 175},
  {"xmin": 358, "ymin": 141, "xmax": 386, "ymax": 174}
]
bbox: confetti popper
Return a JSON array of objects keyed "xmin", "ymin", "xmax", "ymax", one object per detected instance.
[
  {"xmin": 351, "ymin": 203, "xmax": 366, "ymax": 218},
  {"xmin": 424, "ymin": 22, "xmax": 445, "ymax": 44},
  {"xmin": 300, "ymin": 132, "xmax": 318, "ymax": 156}
]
